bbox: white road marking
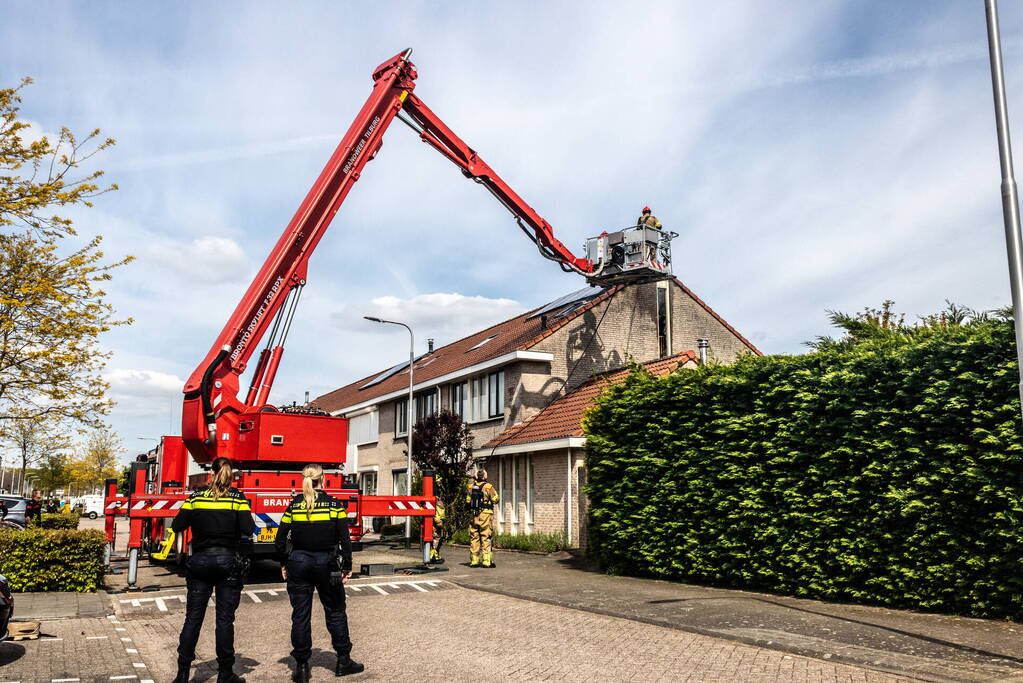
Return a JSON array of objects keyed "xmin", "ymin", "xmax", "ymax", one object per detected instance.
[
  {"xmin": 109, "ymin": 677, "xmax": 137, "ymax": 681},
  {"xmin": 115, "ymin": 627, "xmax": 127, "ymax": 632},
  {"xmin": 120, "ymin": 595, "xmax": 185, "ymax": 611},
  {"xmin": 245, "ymin": 591, "xmax": 262, "ymax": 603},
  {"xmin": 348, "ymin": 586, "xmax": 361, "ymax": 592},
  {"xmin": 126, "ymin": 648, "xmax": 138, "ymax": 653},
  {"xmin": 370, "ymin": 584, "xmax": 387, "ymax": 595},
  {"xmin": 51, "ymin": 679, "xmax": 80, "ymax": 682},
  {"xmin": 132, "ymin": 663, "xmax": 146, "ymax": 668},
  {"xmin": 86, "ymin": 636, "xmax": 109, "ymax": 640},
  {"xmin": 408, "ymin": 582, "xmax": 428, "ymax": 592},
  {"xmin": 120, "ymin": 637, "xmax": 132, "ymax": 642}
]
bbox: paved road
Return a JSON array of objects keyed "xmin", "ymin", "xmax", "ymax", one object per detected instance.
[
  {"xmin": 2, "ymin": 518, "xmax": 1015, "ymax": 681},
  {"xmin": 0, "ymin": 577, "xmax": 909, "ymax": 682},
  {"xmin": 117, "ymin": 580, "xmax": 906, "ymax": 683}
]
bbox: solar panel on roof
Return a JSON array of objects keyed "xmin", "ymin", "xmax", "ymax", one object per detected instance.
[
  {"xmin": 359, "ymin": 357, "xmax": 421, "ymax": 390},
  {"xmin": 528, "ymin": 285, "xmax": 607, "ymax": 320},
  {"xmin": 466, "ymin": 334, "xmax": 499, "ymax": 352}
]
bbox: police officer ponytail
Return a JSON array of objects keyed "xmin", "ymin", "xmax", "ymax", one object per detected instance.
[
  {"xmin": 301, "ymin": 464, "xmax": 324, "ymax": 511},
  {"xmin": 209, "ymin": 457, "xmax": 233, "ymax": 500}
]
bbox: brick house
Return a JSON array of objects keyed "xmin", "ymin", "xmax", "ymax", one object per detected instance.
[{"xmin": 315, "ymin": 278, "xmax": 758, "ymax": 545}]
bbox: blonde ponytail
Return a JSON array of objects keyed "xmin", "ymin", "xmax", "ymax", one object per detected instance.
[
  {"xmin": 209, "ymin": 457, "xmax": 233, "ymax": 500},
  {"xmin": 302, "ymin": 464, "xmax": 323, "ymax": 511}
]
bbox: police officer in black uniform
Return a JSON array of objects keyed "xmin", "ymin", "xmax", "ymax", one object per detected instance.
[
  {"xmin": 275, "ymin": 463, "xmax": 363, "ymax": 681},
  {"xmin": 172, "ymin": 457, "xmax": 255, "ymax": 683}
]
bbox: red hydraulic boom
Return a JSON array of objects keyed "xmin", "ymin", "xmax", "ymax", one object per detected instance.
[
  {"xmin": 183, "ymin": 48, "xmax": 671, "ymax": 466},
  {"xmin": 107, "ymin": 49, "xmax": 674, "ymax": 588}
]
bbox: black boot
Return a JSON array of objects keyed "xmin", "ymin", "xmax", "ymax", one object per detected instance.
[
  {"xmin": 173, "ymin": 664, "xmax": 190, "ymax": 683},
  {"xmin": 293, "ymin": 660, "xmax": 311, "ymax": 683},
  {"xmin": 336, "ymin": 654, "xmax": 365, "ymax": 676},
  {"xmin": 217, "ymin": 671, "xmax": 245, "ymax": 683}
]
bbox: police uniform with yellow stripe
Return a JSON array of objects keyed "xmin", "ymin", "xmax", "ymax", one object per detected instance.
[
  {"xmin": 171, "ymin": 486, "xmax": 255, "ymax": 682},
  {"xmin": 274, "ymin": 491, "xmax": 358, "ymax": 673}
]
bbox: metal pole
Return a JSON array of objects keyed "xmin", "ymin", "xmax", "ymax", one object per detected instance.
[
  {"xmin": 406, "ymin": 325, "xmax": 414, "ymax": 549},
  {"xmin": 363, "ymin": 316, "xmax": 415, "ymax": 546},
  {"xmin": 986, "ymin": 0, "xmax": 1023, "ymax": 419}
]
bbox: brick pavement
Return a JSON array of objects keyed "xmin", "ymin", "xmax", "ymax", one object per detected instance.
[
  {"xmin": 0, "ymin": 615, "xmax": 153, "ymax": 683},
  {"xmin": 116, "ymin": 583, "xmax": 909, "ymax": 682}
]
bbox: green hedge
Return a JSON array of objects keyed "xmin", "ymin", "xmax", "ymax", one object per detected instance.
[
  {"xmin": 584, "ymin": 316, "xmax": 1023, "ymax": 618},
  {"xmin": 36, "ymin": 513, "xmax": 80, "ymax": 529},
  {"xmin": 0, "ymin": 528, "xmax": 106, "ymax": 592}
]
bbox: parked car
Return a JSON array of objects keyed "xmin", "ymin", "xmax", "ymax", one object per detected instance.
[
  {"xmin": 0, "ymin": 574, "xmax": 12, "ymax": 641},
  {"xmin": 72, "ymin": 494, "xmax": 104, "ymax": 520},
  {"xmin": 0, "ymin": 496, "xmax": 27, "ymax": 528}
]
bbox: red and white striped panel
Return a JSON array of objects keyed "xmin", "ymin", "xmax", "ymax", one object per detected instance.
[
  {"xmin": 129, "ymin": 500, "xmax": 185, "ymax": 511},
  {"xmin": 388, "ymin": 501, "xmax": 435, "ymax": 511}
]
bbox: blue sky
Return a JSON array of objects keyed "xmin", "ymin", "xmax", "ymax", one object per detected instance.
[{"xmin": 3, "ymin": 1, "xmax": 1023, "ymax": 462}]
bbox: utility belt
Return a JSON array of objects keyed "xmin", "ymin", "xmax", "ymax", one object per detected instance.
[
  {"xmin": 193, "ymin": 547, "xmax": 250, "ymax": 586},
  {"xmin": 194, "ymin": 546, "xmax": 236, "ymax": 555},
  {"xmin": 475, "ymin": 502, "xmax": 494, "ymax": 512}
]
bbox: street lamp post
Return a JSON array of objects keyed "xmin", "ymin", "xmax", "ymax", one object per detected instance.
[
  {"xmin": 986, "ymin": 0, "xmax": 1023, "ymax": 421},
  {"xmin": 364, "ymin": 316, "xmax": 415, "ymax": 547}
]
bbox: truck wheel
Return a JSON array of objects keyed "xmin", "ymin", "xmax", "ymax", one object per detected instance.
[{"xmin": 88, "ymin": 512, "xmax": 98, "ymax": 520}]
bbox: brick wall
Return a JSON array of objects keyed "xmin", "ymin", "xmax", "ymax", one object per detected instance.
[{"xmin": 485, "ymin": 450, "xmax": 584, "ymax": 545}]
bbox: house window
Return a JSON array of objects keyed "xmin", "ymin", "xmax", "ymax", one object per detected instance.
[
  {"xmin": 394, "ymin": 399, "xmax": 409, "ymax": 437},
  {"xmin": 511, "ymin": 456, "xmax": 520, "ymax": 528},
  {"xmin": 465, "ymin": 370, "xmax": 505, "ymax": 422},
  {"xmin": 488, "ymin": 371, "xmax": 505, "ymax": 418},
  {"xmin": 360, "ymin": 471, "xmax": 378, "ymax": 496},
  {"xmin": 657, "ymin": 284, "xmax": 671, "ymax": 358},
  {"xmin": 415, "ymin": 389, "xmax": 438, "ymax": 422},
  {"xmin": 392, "ymin": 468, "xmax": 408, "ymax": 497},
  {"xmin": 347, "ymin": 411, "xmax": 378, "ymax": 446},
  {"xmin": 450, "ymin": 381, "xmax": 468, "ymax": 420},
  {"xmin": 525, "ymin": 454, "xmax": 534, "ymax": 528}
]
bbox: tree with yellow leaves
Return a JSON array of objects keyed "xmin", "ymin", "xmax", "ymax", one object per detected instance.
[
  {"xmin": 0, "ymin": 78, "xmax": 131, "ymax": 428},
  {"xmin": 68, "ymin": 428, "xmax": 123, "ymax": 491}
]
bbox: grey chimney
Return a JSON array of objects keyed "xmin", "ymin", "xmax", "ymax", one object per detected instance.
[
  {"xmin": 697, "ymin": 339, "xmax": 710, "ymax": 365},
  {"xmin": 427, "ymin": 338, "xmax": 435, "ymax": 353}
]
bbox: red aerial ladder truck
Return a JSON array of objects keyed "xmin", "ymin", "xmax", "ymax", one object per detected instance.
[{"xmin": 104, "ymin": 49, "xmax": 674, "ymax": 588}]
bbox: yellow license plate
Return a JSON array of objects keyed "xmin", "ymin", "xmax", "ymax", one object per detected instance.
[{"xmin": 257, "ymin": 527, "xmax": 278, "ymax": 542}]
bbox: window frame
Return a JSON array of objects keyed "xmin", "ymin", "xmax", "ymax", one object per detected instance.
[{"xmin": 394, "ymin": 398, "xmax": 409, "ymax": 437}]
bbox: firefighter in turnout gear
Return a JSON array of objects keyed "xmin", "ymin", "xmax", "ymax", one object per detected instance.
[
  {"xmin": 429, "ymin": 498, "xmax": 446, "ymax": 563},
  {"xmin": 637, "ymin": 206, "xmax": 663, "ymax": 262},
  {"xmin": 172, "ymin": 457, "xmax": 255, "ymax": 683},
  {"xmin": 428, "ymin": 473, "xmax": 446, "ymax": 564},
  {"xmin": 637, "ymin": 206, "xmax": 662, "ymax": 229},
  {"xmin": 467, "ymin": 469, "xmax": 499, "ymax": 568},
  {"xmin": 275, "ymin": 464, "xmax": 363, "ymax": 681}
]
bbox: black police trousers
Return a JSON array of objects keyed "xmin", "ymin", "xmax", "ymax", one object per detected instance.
[
  {"xmin": 177, "ymin": 548, "xmax": 243, "ymax": 671},
  {"xmin": 286, "ymin": 549, "xmax": 352, "ymax": 662}
]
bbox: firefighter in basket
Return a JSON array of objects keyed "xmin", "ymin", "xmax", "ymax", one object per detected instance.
[
  {"xmin": 275, "ymin": 464, "xmax": 364, "ymax": 681},
  {"xmin": 172, "ymin": 457, "xmax": 255, "ymax": 683},
  {"xmin": 467, "ymin": 469, "xmax": 499, "ymax": 568}
]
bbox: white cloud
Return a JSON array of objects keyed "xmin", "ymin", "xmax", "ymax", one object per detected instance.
[
  {"xmin": 145, "ymin": 236, "xmax": 250, "ymax": 284},
  {"xmin": 355, "ymin": 292, "xmax": 525, "ymax": 346},
  {"xmin": 105, "ymin": 368, "xmax": 185, "ymax": 418}
]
